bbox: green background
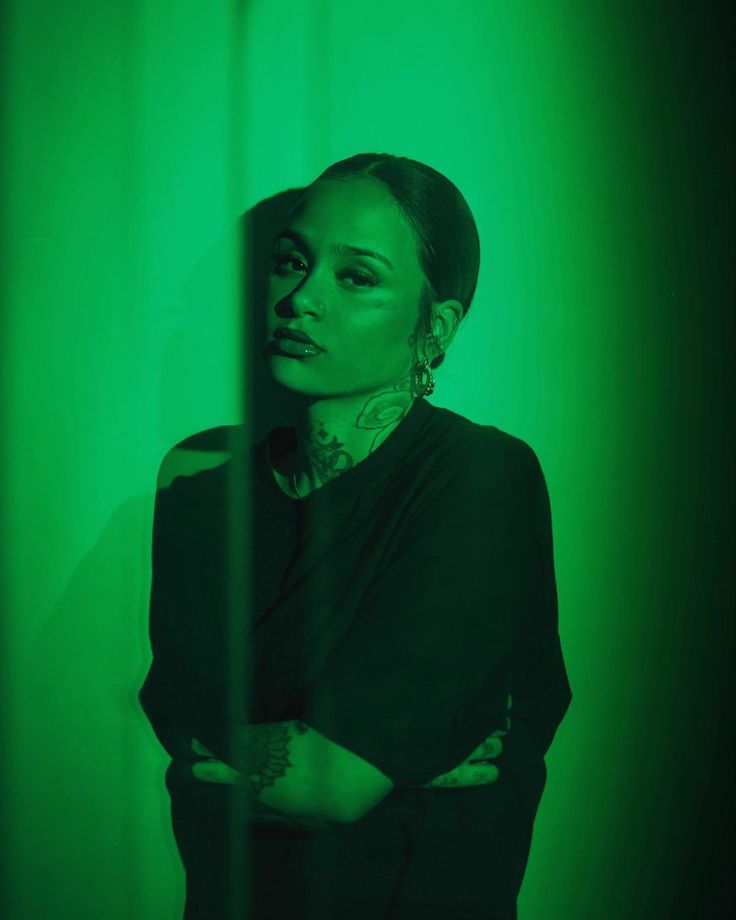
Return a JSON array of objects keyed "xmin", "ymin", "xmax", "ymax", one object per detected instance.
[{"xmin": 1, "ymin": 1, "xmax": 732, "ymax": 917}]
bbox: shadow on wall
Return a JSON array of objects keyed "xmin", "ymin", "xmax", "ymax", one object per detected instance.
[
  {"xmin": 158, "ymin": 185, "xmax": 308, "ymax": 490},
  {"xmin": 13, "ymin": 187, "xmax": 308, "ymax": 918}
]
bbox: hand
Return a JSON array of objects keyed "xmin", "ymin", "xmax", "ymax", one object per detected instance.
[
  {"xmin": 189, "ymin": 737, "xmax": 242, "ymax": 785},
  {"xmin": 421, "ymin": 693, "xmax": 512, "ymax": 790}
]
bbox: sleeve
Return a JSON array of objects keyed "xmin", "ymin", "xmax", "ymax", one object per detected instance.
[
  {"xmin": 296, "ymin": 436, "xmax": 547, "ymax": 790},
  {"xmin": 138, "ymin": 478, "xmax": 197, "ymax": 762},
  {"xmin": 494, "ymin": 454, "xmax": 573, "ymax": 775}
]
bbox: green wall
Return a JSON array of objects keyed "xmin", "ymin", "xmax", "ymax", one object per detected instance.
[{"xmin": 1, "ymin": 1, "xmax": 732, "ymax": 917}]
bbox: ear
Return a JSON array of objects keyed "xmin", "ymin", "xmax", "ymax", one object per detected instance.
[{"xmin": 432, "ymin": 299, "xmax": 464, "ymax": 354}]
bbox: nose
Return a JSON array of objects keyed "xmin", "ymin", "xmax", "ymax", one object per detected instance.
[{"xmin": 286, "ymin": 274, "xmax": 325, "ymax": 318}]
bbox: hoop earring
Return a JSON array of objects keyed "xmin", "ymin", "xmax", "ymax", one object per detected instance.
[{"xmin": 413, "ymin": 356, "xmax": 435, "ymax": 397}]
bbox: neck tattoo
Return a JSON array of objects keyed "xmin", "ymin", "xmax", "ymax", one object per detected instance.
[{"xmin": 281, "ymin": 384, "xmax": 415, "ymax": 500}]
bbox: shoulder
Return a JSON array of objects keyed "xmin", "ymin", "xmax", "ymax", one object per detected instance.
[
  {"xmin": 420, "ymin": 403, "xmax": 543, "ymax": 504},
  {"xmin": 152, "ymin": 450, "xmax": 232, "ymax": 533}
]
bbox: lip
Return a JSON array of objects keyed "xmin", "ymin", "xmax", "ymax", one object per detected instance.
[
  {"xmin": 267, "ymin": 337, "xmax": 323, "ymax": 357},
  {"xmin": 274, "ymin": 327, "xmax": 323, "ymax": 350}
]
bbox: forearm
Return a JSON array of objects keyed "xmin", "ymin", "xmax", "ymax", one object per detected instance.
[{"xmin": 177, "ymin": 719, "xmax": 342, "ymax": 834}]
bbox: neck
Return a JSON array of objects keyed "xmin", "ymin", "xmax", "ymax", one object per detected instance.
[{"xmin": 278, "ymin": 371, "xmax": 417, "ymax": 496}]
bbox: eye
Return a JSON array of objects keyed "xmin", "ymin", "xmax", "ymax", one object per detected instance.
[
  {"xmin": 340, "ymin": 269, "xmax": 378, "ymax": 288},
  {"xmin": 271, "ymin": 255, "xmax": 378, "ymax": 288},
  {"xmin": 272, "ymin": 254, "xmax": 305, "ymax": 274}
]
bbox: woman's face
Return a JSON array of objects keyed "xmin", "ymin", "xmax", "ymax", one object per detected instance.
[{"xmin": 263, "ymin": 177, "xmax": 429, "ymax": 399}]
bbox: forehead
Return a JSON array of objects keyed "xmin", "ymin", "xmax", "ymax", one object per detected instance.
[{"xmin": 287, "ymin": 178, "xmax": 422, "ymax": 270}]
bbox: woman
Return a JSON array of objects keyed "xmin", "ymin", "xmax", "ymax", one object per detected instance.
[{"xmin": 139, "ymin": 153, "xmax": 572, "ymax": 918}]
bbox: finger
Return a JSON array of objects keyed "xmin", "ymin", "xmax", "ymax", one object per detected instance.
[
  {"xmin": 191, "ymin": 738, "xmax": 217, "ymax": 758},
  {"xmin": 192, "ymin": 759, "xmax": 243, "ymax": 785},
  {"xmin": 192, "ymin": 760, "xmax": 241, "ymax": 784},
  {"xmin": 468, "ymin": 735, "xmax": 503, "ymax": 761},
  {"xmin": 471, "ymin": 736, "xmax": 503, "ymax": 761},
  {"xmin": 426, "ymin": 764, "xmax": 499, "ymax": 789}
]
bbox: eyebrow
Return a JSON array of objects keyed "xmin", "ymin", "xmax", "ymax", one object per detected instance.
[{"xmin": 275, "ymin": 228, "xmax": 395, "ymax": 272}]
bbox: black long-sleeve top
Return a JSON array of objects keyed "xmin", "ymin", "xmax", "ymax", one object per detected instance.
[{"xmin": 138, "ymin": 395, "xmax": 572, "ymax": 919}]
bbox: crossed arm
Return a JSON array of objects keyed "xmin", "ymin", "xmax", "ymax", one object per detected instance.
[
  {"xmin": 172, "ymin": 719, "xmax": 391, "ymax": 833},
  {"xmin": 184, "ymin": 719, "xmax": 393, "ymax": 831},
  {"xmin": 180, "ymin": 710, "xmax": 508, "ymax": 833}
]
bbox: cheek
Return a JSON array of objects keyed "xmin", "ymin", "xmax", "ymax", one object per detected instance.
[
  {"xmin": 343, "ymin": 321, "xmax": 404, "ymax": 360},
  {"xmin": 326, "ymin": 338, "xmax": 403, "ymax": 375},
  {"xmin": 263, "ymin": 276, "xmax": 291, "ymax": 302},
  {"xmin": 359, "ymin": 312, "xmax": 415, "ymax": 356}
]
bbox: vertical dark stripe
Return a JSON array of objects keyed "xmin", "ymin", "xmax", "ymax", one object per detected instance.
[
  {"xmin": 226, "ymin": 1, "xmax": 253, "ymax": 917},
  {"xmin": 302, "ymin": 7, "xmax": 333, "ymax": 910}
]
